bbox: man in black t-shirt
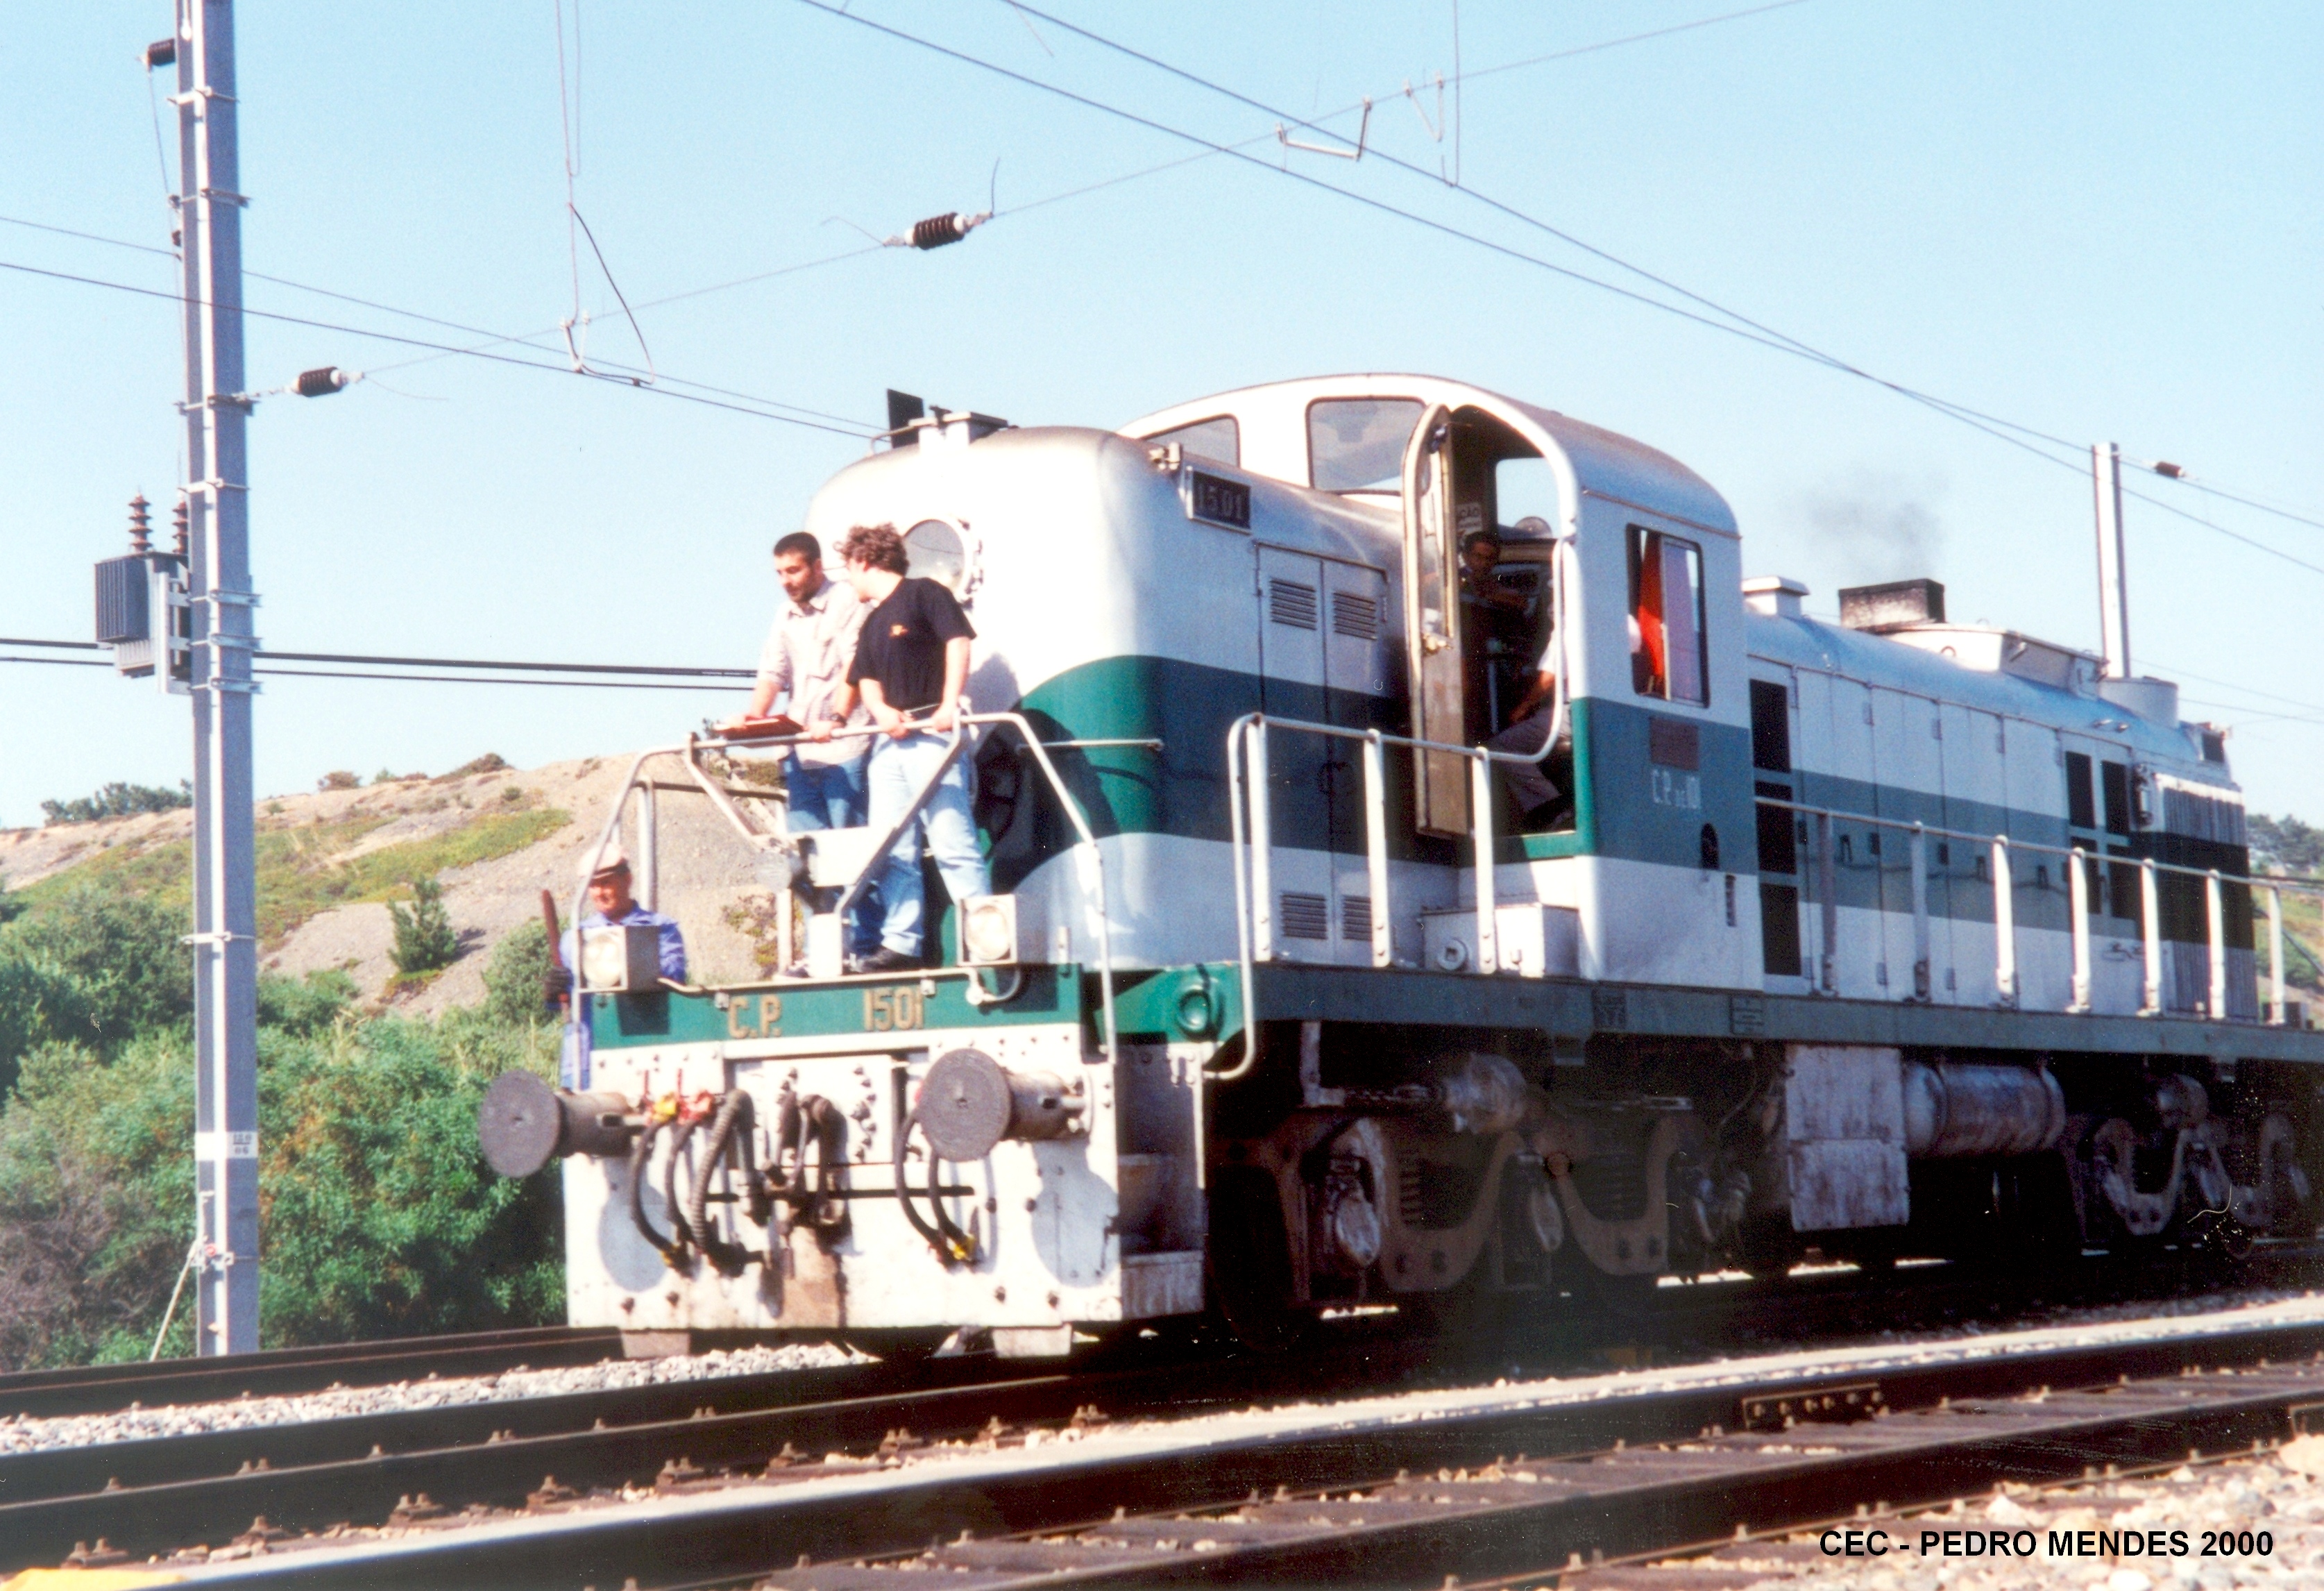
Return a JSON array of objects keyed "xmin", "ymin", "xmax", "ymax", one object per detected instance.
[{"xmin": 818, "ymin": 522, "xmax": 992, "ymax": 972}]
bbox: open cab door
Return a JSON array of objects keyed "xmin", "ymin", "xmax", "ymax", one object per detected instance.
[{"xmin": 1400, "ymin": 403, "xmax": 1469, "ymax": 837}]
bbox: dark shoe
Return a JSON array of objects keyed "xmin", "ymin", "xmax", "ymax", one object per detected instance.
[{"xmin": 851, "ymin": 946, "xmax": 922, "ymax": 975}]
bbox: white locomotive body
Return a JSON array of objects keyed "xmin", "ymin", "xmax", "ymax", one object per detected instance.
[{"xmin": 484, "ymin": 375, "xmax": 2318, "ymax": 1354}]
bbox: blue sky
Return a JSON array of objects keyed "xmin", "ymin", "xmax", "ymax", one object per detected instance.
[{"xmin": 3, "ymin": 1, "xmax": 2319, "ymax": 830}]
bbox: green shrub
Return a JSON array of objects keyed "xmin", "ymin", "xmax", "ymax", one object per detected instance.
[
  {"xmin": 0, "ymin": 1036, "xmax": 196, "ymax": 1367},
  {"xmin": 39, "ymin": 780, "xmax": 192, "ymax": 826},
  {"xmin": 256, "ymin": 969, "xmax": 359, "ymax": 1036},
  {"xmin": 255, "ymin": 1013, "xmax": 562, "ymax": 1345},
  {"xmin": 0, "ymin": 1012, "xmax": 563, "ymax": 1370},
  {"xmin": 482, "ymin": 920, "xmax": 555, "ymax": 1029},
  {"xmin": 1, "ymin": 884, "xmax": 189, "ymax": 1056},
  {"xmin": 388, "ymin": 879, "xmax": 459, "ymax": 976}
]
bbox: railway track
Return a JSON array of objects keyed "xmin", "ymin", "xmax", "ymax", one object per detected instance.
[
  {"xmin": 0, "ymin": 1326, "xmax": 625, "ymax": 1421},
  {"xmin": 151, "ymin": 1307, "xmax": 2324, "ymax": 1590},
  {"xmin": 8, "ymin": 1249, "xmax": 2317, "ymax": 1583}
]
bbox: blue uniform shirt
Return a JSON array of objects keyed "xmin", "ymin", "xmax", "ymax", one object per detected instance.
[{"xmin": 563, "ymin": 904, "xmax": 688, "ymax": 984}]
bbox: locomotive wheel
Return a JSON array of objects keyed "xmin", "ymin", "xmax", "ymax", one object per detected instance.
[{"xmin": 1207, "ymin": 1167, "xmax": 1306, "ymax": 1354}]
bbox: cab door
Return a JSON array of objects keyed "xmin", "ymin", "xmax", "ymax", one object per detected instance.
[{"xmin": 1399, "ymin": 403, "xmax": 1468, "ymax": 836}]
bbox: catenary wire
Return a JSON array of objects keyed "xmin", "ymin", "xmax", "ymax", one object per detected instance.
[
  {"xmin": 0, "ymin": 634, "xmax": 748, "ymax": 678},
  {"xmin": 0, "ymin": 256, "xmax": 877, "ymax": 437},
  {"xmin": 991, "ymin": 1, "xmax": 2114, "ymax": 470},
  {"xmin": 806, "ymin": 3, "xmax": 2324, "ymax": 580},
  {"xmin": 0, "ymin": 217, "xmax": 874, "ymax": 431},
  {"xmin": 0, "ymin": 655, "xmax": 743, "ymax": 691}
]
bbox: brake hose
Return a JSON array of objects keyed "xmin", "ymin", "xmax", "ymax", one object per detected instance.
[
  {"xmin": 660, "ymin": 1110, "xmax": 704, "ymax": 1268},
  {"xmin": 892, "ymin": 1107, "xmax": 974, "ymax": 1265},
  {"xmin": 625, "ymin": 1116, "xmax": 686, "ymax": 1265},
  {"xmin": 685, "ymin": 1088, "xmax": 765, "ymax": 1274}
]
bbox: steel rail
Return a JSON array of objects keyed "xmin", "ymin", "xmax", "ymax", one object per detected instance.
[
  {"xmin": 940, "ymin": 1361, "xmax": 2324, "ymax": 1588},
  {"xmin": 0, "ymin": 1335, "xmax": 1437, "ymax": 1576},
  {"xmin": 0, "ymin": 1327, "xmax": 623, "ymax": 1422},
  {"xmin": 12, "ymin": 1246, "xmax": 2318, "ymax": 1576},
  {"xmin": 151, "ymin": 1315, "xmax": 2324, "ymax": 1589}
]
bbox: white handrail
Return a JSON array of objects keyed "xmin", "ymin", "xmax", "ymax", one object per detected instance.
[
  {"xmin": 575, "ymin": 716, "xmax": 1120, "ymax": 1068},
  {"xmin": 1218, "ymin": 711, "xmax": 1547, "ymax": 1081}
]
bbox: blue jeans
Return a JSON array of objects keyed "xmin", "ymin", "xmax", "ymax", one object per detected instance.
[
  {"xmin": 785, "ymin": 755, "xmax": 879, "ymax": 954},
  {"xmin": 867, "ymin": 730, "xmax": 992, "ymax": 959},
  {"xmin": 783, "ymin": 755, "xmax": 866, "ymax": 832}
]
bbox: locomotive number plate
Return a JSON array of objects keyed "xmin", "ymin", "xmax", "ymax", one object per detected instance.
[
  {"xmin": 1187, "ymin": 470, "xmax": 1251, "ymax": 530},
  {"xmin": 864, "ymin": 984, "xmax": 926, "ymax": 1032}
]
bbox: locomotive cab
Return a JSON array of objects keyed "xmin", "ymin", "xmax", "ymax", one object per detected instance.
[{"xmin": 1130, "ymin": 375, "xmax": 1762, "ymax": 990}]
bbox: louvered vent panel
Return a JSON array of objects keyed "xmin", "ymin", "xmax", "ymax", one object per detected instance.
[
  {"xmin": 1331, "ymin": 592, "xmax": 1380, "ymax": 641},
  {"xmin": 1341, "ymin": 895, "xmax": 1373, "ymax": 943},
  {"xmin": 1278, "ymin": 891, "xmax": 1330, "ymax": 940},
  {"xmin": 1269, "ymin": 579, "xmax": 1319, "ymax": 630}
]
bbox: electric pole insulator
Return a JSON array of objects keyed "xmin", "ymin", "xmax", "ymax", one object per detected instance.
[{"xmin": 295, "ymin": 366, "xmax": 351, "ymax": 398}]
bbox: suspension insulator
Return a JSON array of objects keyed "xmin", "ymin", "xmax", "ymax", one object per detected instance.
[{"xmin": 910, "ymin": 213, "xmax": 972, "ymax": 250}]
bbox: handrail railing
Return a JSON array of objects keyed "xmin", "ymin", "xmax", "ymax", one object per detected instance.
[
  {"xmin": 1221, "ymin": 712, "xmax": 1573, "ymax": 1081},
  {"xmin": 1757, "ymin": 793, "xmax": 2312, "ymax": 1024},
  {"xmin": 579, "ymin": 712, "xmax": 1120, "ymax": 1069}
]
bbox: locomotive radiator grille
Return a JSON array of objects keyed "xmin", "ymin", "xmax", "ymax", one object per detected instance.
[
  {"xmin": 1331, "ymin": 591, "xmax": 1380, "ymax": 640},
  {"xmin": 1268, "ymin": 578, "xmax": 1320, "ymax": 630},
  {"xmin": 1278, "ymin": 892, "xmax": 1330, "ymax": 941}
]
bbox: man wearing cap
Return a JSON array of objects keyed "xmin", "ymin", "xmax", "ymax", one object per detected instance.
[{"xmin": 544, "ymin": 843, "xmax": 688, "ymax": 1009}]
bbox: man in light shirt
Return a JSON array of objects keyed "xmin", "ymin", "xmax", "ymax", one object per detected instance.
[
  {"xmin": 732, "ymin": 531, "xmax": 873, "ymax": 827},
  {"xmin": 724, "ymin": 530, "xmax": 879, "ymax": 957}
]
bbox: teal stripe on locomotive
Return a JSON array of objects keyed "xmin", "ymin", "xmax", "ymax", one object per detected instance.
[
  {"xmin": 1577, "ymin": 697, "xmax": 1758, "ymax": 875},
  {"xmin": 981, "ymin": 655, "xmax": 2248, "ymax": 948},
  {"xmin": 1783, "ymin": 767, "xmax": 2252, "ymax": 947}
]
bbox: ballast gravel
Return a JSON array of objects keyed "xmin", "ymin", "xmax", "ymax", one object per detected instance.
[
  {"xmin": 1583, "ymin": 1438, "xmax": 2324, "ymax": 1590},
  {"xmin": 0, "ymin": 1338, "xmax": 865, "ymax": 1457}
]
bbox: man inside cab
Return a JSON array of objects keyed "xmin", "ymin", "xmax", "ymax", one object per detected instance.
[{"xmin": 1488, "ymin": 632, "xmax": 1567, "ymax": 832}]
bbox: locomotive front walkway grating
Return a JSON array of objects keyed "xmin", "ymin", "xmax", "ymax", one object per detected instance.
[{"xmin": 133, "ymin": 1293, "xmax": 2324, "ymax": 1590}]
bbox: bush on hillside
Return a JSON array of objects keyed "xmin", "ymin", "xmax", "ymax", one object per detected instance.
[
  {"xmin": 388, "ymin": 879, "xmax": 459, "ymax": 976},
  {"xmin": 0, "ymin": 886, "xmax": 191, "ymax": 1094},
  {"xmin": 482, "ymin": 920, "xmax": 555, "ymax": 1029},
  {"xmin": 39, "ymin": 780, "xmax": 193, "ymax": 826},
  {"xmin": 317, "ymin": 771, "xmax": 359, "ymax": 791},
  {"xmin": 0, "ymin": 1036, "xmax": 195, "ymax": 1367},
  {"xmin": 256, "ymin": 1013, "xmax": 563, "ymax": 1345},
  {"xmin": 257, "ymin": 968, "xmax": 359, "ymax": 1036},
  {"xmin": 0, "ymin": 1010, "xmax": 562, "ymax": 1370}
]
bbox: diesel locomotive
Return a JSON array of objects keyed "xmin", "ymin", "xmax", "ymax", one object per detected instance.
[{"xmin": 480, "ymin": 374, "xmax": 2322, "ymax": 1356}]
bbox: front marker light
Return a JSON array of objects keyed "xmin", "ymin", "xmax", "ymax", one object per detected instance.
[{"xmin": 960, "ymin": 894, "xmax": 1020, "ymax": 966}]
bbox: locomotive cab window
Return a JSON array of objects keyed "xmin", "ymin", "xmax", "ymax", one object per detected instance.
[
  {"xmin": 1628, "ymin": 525, "xmax": 1707, "ymax": 705},
  {"xmin": 1142, "ymin": 414, "xmax": 1239, "ymax": 468},
  {"xmin": 1309, "ymin": 398, "xmax": 1423, "ymax": 492}
]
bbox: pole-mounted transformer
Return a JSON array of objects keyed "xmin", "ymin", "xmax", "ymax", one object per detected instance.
[{"xmin": 94, "ymin": 494, "xmax": 192, "ymax": 692}]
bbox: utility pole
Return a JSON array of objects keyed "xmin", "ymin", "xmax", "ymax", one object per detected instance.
[
  {"xmin": 2093, "ymin": 441, "xmax": 2130, "ymax": 680},
  {"xmin": 174, "ymin": 0, "xmax": 261, "ymax": 1355}
]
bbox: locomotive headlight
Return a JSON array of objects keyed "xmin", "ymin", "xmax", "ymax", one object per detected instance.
[{"xmin": 960, "ymin": 894, "xmax": 1020, "ymax": 966}]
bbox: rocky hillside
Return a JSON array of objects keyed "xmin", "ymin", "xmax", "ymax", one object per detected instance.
[{"xmin": 0, "ymin": 754, "xmax": 780, "ymax": 1016}]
